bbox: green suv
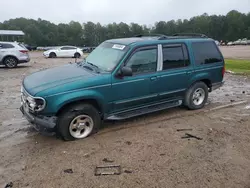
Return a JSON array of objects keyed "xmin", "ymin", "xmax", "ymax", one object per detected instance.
[{"xmin": 20, "ymin": 34, "xmax": 225, "ymax": 141}]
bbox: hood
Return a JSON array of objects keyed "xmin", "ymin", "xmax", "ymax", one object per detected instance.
[{"xmin": 23, "ymin": 64, "xmax": 95, "ymax": 96}]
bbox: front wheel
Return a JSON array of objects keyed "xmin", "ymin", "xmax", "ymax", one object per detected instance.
[
  {"xmin": 57, "ymin": 103, "xmax": 101, "ymax": 141},
  {"xmin": 49, "ymin": 52, "xmax": 56, "ymax": 58},
  {"xmin": 184, "ymin": 82, "xmax": 208, "ymax": 110}
]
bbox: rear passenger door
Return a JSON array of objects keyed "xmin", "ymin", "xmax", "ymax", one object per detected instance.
[{"xmin": 156, "ymin": 43, "xmax": 193, "ymax": 101}]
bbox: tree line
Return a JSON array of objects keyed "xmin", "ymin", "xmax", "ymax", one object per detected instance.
[{"xmin": 0, "ymin": 10, "xmax": 249, "ymax": 47}]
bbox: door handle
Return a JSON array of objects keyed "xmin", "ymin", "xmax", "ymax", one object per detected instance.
[{"xmin": 150, "ymin": 76, "xmax": 158, "ymax": 81}]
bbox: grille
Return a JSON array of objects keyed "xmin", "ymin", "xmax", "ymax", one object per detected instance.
[{"xmin": 21, "ymin": 86, "xmax": 33, "ymax": 112}]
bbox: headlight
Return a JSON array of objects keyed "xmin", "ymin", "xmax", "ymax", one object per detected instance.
[
  {"xmin": 21, "ymin": 87, "xmax": 46, "ymax": 112},
  {"xmin": 34, "ymin": 98, "xmax": 46, "ymax": 111},
  {"xmin": 27, "ymin": 97, "xmax": 46, "ymax": 112}
]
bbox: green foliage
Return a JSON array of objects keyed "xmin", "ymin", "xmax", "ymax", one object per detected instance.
[
  {"xmin": 225, "ymin": 59, "xmax": 250, "ymax": 74},
  {"xmin": 0, "ymin": 10, "xmax": 249, "ymax": 46}
]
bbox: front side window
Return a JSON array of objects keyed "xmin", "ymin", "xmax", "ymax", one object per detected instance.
[
  {"xmin": 192, "ymin": 41, "xmax": 223, "ymax": 65},
  {"xmin": 125, "ymin": 48, "xmax": 157, "ymax": 74},
  {"xmin": 0, "ymin": 43, "xmax": 14, "ymax": 49},
  {"xmin": 162, "ymin": 44, "xmax": 188, "ymax": 70}
]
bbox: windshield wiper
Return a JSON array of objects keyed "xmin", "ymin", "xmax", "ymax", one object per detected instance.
[
  {"xmin": 86, "ymin": 61, "xmax": 101, "ymax": 73},
  {"xmin": 87, "ymin": 61, "xmax": 99, "ymax": 69}
]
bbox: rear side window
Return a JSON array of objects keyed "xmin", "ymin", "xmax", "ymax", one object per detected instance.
[
  {"xmin": 18, "ymin": 43, "xmax": 27, "ymax": 49},
  {"xmin": 192, "ymin": 41, "xmax": 223, "ymax": 65},
  {"xmin": 162, "ymin": 44, "xmax": 190, "ymax": 70},
  {"xmin": 61, "ymin": 47, "xmax": 76, "ymax": 50},
  {"xmin": 0, "ymin": 43, "xmax": 14, "ymax": 49}
]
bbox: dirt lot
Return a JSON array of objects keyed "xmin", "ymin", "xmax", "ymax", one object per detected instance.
[{"xmin": 0, "ymin": 49, "xmax": 250, "ymax": 188}]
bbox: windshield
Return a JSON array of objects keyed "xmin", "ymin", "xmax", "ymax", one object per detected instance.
[{"xmin": 85, "ymin": 42, "xmax": 129, "ymax": 72}]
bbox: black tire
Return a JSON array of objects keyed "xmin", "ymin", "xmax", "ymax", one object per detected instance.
[
  {"xmin": 49, "ymin": 52, "xmax": 56, "ymax": 58},
  {"xmin": 74, "ymin": 53, "xmax": 81, "ymax": 58},
  {"xmin": 4, "ymin": 56, "xmax": 18, "ymax": 68},
  {"xmin": 184, "ymin": 81, "xmax": 208, "ymax": 110},
  {"xmin": 57, "ymin": 103, "xmax": 101, "ymax": 141}
]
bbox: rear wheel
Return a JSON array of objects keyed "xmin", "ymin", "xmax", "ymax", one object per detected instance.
[
  {"xmin": 49, "ymin": 52, "xmax": 56, "ymax": 58},
  {"xmin": 74, "ymin": 53, "xmax": 81, "ymax": 58},
  {"xmin": 57, "ymin": 103, "xmax": 101, "ymax": 141},
  {"xmin": 184, "ymin": 82, "xmax": 208, "ymax": 110},
  {"xmin": 4, "ymin": 57, "xmax": 18, "ymax": 68}
]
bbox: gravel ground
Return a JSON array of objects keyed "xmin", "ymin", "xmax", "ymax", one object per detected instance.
[{"xmin": 0, "ymin": 51, "xmax": 250, "ymax": 188}]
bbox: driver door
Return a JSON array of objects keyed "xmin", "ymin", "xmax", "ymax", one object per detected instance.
[{"xmin": 111, "ymin": 45, "xmax": 160, "ymax": 113}]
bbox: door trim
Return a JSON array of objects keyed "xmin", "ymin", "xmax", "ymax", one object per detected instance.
[
  {"xmin": 112, "ymin": 78, "xmax": 145, "ymax": 86},
  {"xmin": 114, "ymin": 93, "xmax": 158, "ymax": 105},
  {"xmin": 159, "ymin": 88, "xmax": 186, "ymax": 96},
  {"xmin": 157, "ymin": 44, "xmax": 162, "ymax": 71}
]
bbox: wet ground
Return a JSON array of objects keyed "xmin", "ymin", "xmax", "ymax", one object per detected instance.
[{"xmin": 0, "ymin": 51, "xmax": 250, "ymax": 188}]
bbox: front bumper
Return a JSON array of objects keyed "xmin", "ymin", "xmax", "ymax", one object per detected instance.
[
  {"xmin": 20, "ymin": 105, "xmax": 57, "ymax": 132},
  {"xmin": 43, "ymin": 53, "xmax": 49, "ymax": 57}
]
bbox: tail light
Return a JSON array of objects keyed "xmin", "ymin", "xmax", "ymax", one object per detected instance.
[
  {"xmin": 20, "ymin": 50, "xmax": 28, "ymax": 54},
  {"xmin": 222, "ymin": 65, "xmax": 225, "ymax": 77}
]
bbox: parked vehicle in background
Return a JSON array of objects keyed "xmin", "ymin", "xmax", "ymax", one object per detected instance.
[
  {"xmin": 215, "ymin": 40, "xmax": 220, "ymax": 46},
  {"xmin": 0, "ymin": 41, "xmax": 30, "ymax": 68},
  {"xmin": 43, "ymin": 46, "xmax": 83, "ymax": 58},
  {"xmin": 233, "ymin": 39, "xmax": 242, "ymax": 45},
  {"xmin": 232, "ymin": 38, "xmax": 249, "ymax": 45},
  {"xmin": 20, "ymin": 33, "xmax": 225, "ymax": 141},
  {"xmin": 240, "ymin": 38, "xmax": 248, "ymax": 45},
  {"xmin": 82, "ymin": 46, "xmax": 96, "ymax": 53},
  {"xmin": 227, "ymin": 41, "xmax": 233, "ymax": 46},
  {"xmin": 22, "ymin": 44, "xmax": 37, "ymax": 51}
]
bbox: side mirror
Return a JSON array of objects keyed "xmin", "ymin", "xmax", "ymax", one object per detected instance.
[{"xmin": 121, "ymin": 66, "xmax": 132, "ymax": 77}]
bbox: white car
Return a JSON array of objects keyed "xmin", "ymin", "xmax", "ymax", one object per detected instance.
[
  {"xmin": 0, "ymin": 41, "xmax": 30, "ymax": 68},
  {"xmin": 43, "ymin": 46, "xmax": 83, "ymax": 58},
  {"xmin": 215, "ymin": 40, "xmax": 220, "ymax": 46}
]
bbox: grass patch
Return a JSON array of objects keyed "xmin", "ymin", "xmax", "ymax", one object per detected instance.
[{"xmin": 225, "ymin": 59, "xmax": 250, "ymax": 75}]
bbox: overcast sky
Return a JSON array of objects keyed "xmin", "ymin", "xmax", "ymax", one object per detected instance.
[{"xmin": 1, "ymin": 0, "xmax": 250, "ymax": 25}]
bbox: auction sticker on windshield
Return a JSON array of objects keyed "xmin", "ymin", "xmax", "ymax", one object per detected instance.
[{"xmin": 112, "ymin": 44, "xmax": 126, "ymax": 50}]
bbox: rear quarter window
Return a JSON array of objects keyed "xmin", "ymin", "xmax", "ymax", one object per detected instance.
[{"xmin": 192, "ymin": 41, "xmax": 223, "ymax": 65}]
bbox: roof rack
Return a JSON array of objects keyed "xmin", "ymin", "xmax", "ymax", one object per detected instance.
[
  {"xmin": 133, "ymin": 33, "xmax": 208, "ymax": 41},
  {"xmin": 134, "ymin": 34, "xmax": 168, "ymax": 39},
  {"xmin": 172, "ymin": 33, "xmax": 208, "ymax": 38}
]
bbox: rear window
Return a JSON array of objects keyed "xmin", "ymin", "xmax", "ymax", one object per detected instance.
[
  {"xmin": 0, "ymin": 43, "xmax": 14, "ymax": 49},
  {"xmin": 192, "ymin": 41, "xmax": 223, "ymax": 65}
]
